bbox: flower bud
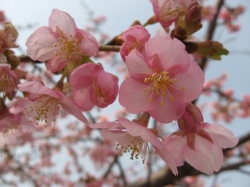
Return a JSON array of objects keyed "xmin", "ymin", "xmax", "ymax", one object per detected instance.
[
  {"xmin": 196, "ymin": 41, "xmax": 229, "ymax": 60},
  {"xmin": 186, "ymin": 1, "xmax": 202, "ymax": 22},
  {"xmin": 178, "ymin": 103, "xmax": 203, "ymax": 133}
]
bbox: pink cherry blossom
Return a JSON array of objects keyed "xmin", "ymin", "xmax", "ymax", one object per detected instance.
[
  {"xmin": 238, "ymin": 94, "xmax": 250, "ymax": 118},
  {"xmin": 17, "ymin": 81, "xmax": 88, "ymax": 125},
  {"xmin": 120, "ymin": 25, "xmax": 150, "ymax": 62},
  {"xmin": 89, "ymin": 144, "xmax": 115, "ymax": 168},
  {"xmin": 69, "ymin": 63, "xmax": 119, "ymax": 111},
  {"xmin": 119, "ymin": 36, "xmax": 204, "ymax": 123},
  {"xmin": 26, "ymin": 9, "xmax": 99, "ymax": 72},
  {"xmin": 0, "ymin": 22, "xmax": 18, "ymax": 63},
  {"xmin": 0, "ymin": 64, "xmax": 18, "ymax": 95},
  {"xmin": 164, "ymin": 103, "xmax": 239, "ymax": 175},
  {"xmin": 90, "ymin": 112, "xmax": 178, "ymax": 175},
  {"xmin": 150, "ymin": 0, "xmax": 193, "ymax": 28}
]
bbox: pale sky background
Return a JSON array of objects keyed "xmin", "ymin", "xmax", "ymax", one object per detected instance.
[{"xmin": 1, "ymin": 0, "xmax": 250, "ymax": 186}]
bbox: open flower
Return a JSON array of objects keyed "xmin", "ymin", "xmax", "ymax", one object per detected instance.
[
  {"xmin": 90, "ymin": 112, "xmax": 178, "ymax": 175},
  {"xmin": 164, "ymin": 103, "xmax": 239, "ymax": 175},
  {"xmin": 26, "ymin": 9, "xmax": 98, "ymax": 72},
  {"xmin": 120, "ymin": 25, "xmax": 150, "ymax": 62},
  {"xmin": 150, "ymin": 0, "xmax": 193, "ymax": 28},
  {"xmin": 69, "ymin": 63, "xmax": 119, "ymax": 111},
  {"xmin": 17, "ymin": 81, "xmax": 88, "ymax": 125},
  {"xmin": 119, "ymin": 36, "xmax": 204, "ymax": 123}
]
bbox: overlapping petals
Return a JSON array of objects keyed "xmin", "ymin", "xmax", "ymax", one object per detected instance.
[
  {"xmin": 150, "ymin": 0, "xmax": 193, "ymax": 28},
  {"xmin": 69, "ymin": 63, "xmax": 119, "ymax": 111},
  {"xmin": 90, "ymin": 115, "xmax": 178, "ymax": 175},
  {"xmin": 120, "ymin": 25, "xmax": 150, "ymax": 61},
  {"xmin": 165, "ymin": 103, "xmax": 238, "ymax": 175},
  {"xmin": 119, "ymin": 36, "xmax": 204, "ymax": 123},
  {"xmin": 26, "ymin": 9, "xmax": 98, "ymax": 72},
  {"xmin": 17, "ymin": 81, "xmax": 88, "ymax": 124}
]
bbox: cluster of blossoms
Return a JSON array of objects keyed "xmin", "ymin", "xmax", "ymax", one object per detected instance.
[
  {"xmin": 0, "ymin": 0, "xmax": 242, "ymax": 181},
  {"xmin": 219, "ymin": 5, "xmax": 245, "ymax": 32}
]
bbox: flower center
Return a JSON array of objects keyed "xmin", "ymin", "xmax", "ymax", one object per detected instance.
[
  {"xmin": 128, "ymin": 41, "xmax": 143, "ymax": 53},
  {"xmin": 144, "ymin": 71, "xmax": 184, "ymax": 105},
  {"xmin": 54, "ymin": 33, "xmax": 82, "ymax": 59},
  {"xmin": 116, "ymin": 135, "xmax": 149, "ymax": 164},
  {"xmin": 0, "ymin": 74, "xmax": 15, "ymax": 94},
  {"xmin": 25, "ymin": 96, "xmax": 59, "ymax": 125}
]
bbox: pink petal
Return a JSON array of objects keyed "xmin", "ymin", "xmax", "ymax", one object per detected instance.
[
  {"xmin": 101, "ymin": 129, "xmax": 131, "ymax": 146},
  {"xmin": 77, "ymin": 29, "xmax": 99, "ymax": 56},
  {"xmin": 203, "ymin": 123, "xmax": 239, "ymax": 149},
  {"xmin": 49, "ymin": 9, "xmax": 76, "ymax": 35},
  {"xmin": 149, "ymin": 99, "xmax": 186, "ymax": 123},
  {"xmin": 72, "ymin": 86, "xmax": 94, "ymax": 111},
  {"xmin": 89, "ymin": 122, "xmax": 123, "ymax": 129},
  {"xmin": 57, "ymin": 91, "xmax": 88, "ymax": 123},
  {"xmin": 119, "ymin": 117, "xmax": 165, "ymax": 148},
  {"xmin": 155, "ymin": 146, "xmax": 178, "ymax": 175},
  {"xmin": 184, "ymin": 135, "xmax": 223, "ymax": 175},
  {"xmin": 92, "ymin": 70, "xmax": 118, "ymax": 107},
  {"xmin": 164, "ymin": 134, "xmax": 186, "ymax": 166},
  {"xmin": 46, "ymin": 55, "xmax": 67, "ymax": 72},
  {"xmin": 18, "ymin": 81, "xmax": 57, "ymax": 98},
  {"xmin": 119, "ymin": 78, "xmax": 155, "ymax": 113},
  {"xmin": 145, "ymin": 36, "xmax": 190, "ymax": 71},
  {"xmin": 122, "ymin": 25, "xmax": 150, "ymax": 42},
  {"xmin": 126, "ymin": 49, "xmax": 153, "ymax": 78},
  {"xmin": 174, "ymin": 62, "xmax": 204, "ymax": 102},
  {"xmin": 70, "ymin": 63, "xmax": 102, "ymax": 88},
  {"xmin": 26, "ymin": 26, "xmax": 57, "ymax": 61}
]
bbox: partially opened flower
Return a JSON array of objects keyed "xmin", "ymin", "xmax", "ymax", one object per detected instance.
[
  {"xmin": 17, "ymin": 81, "xmax": 88, "ymax": 125},
  {"xmin": 26, "ymin": 9, "xmax": 98, "ymax": 72},
  {"xmin": 69, "ymin": 63, "xmax": 119, "ymax": 111},
  {"xmin": 120, "ymin": 25, "xmax": 150, "ymax": 62},
  {"xmin": 164, "ymin": 103, "xmax": 239, "ymax": 175},
  {"xmin": 150, "ymin": 0, "xmax": 193, "ymax": 29},
  {"xmin": 119, "ymin": 36, "xmax": 204, "ymax": 123},
  {"xmin": 90, "ymin": 112, "xmax": 178, "ymax": 175}
]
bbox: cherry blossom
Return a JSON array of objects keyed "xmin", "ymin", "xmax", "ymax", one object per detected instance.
[
  {"xmin": 0, "ymin": 22, "xmax": 18, "ymax": 63},
  {"xmin": 89, "ymin": 144, "xmax": 115, "ymax": 168},
  {"xmin": 150, "ymin": 0, "xmax": 193, "ymax": 28},
  {"xmin": 164, "ymin": 103, "xmax": 238, "ymax": 175},
  {"xmin": 120, "ymin": 25, "xmax": 150, "ymax": 61},
  {"xmin": 119, "ymin": 36, "xmax": 204, "ymax": 123},
  {"xmin": 26, "ymin": 9, "xmax": 99, "ymax": 72},
  {"xmin": 69, "ymin": 63, "xmax": 119, "ymax": 111},
  {"xmin": 17, "ymin": 81, "xmax": 88, "ymax": 125},
  {"xmin": 90, "ymin": 112, "xmax": 178, "ymax": 175},
  {"xmin": 0, "ymin": 64, "xmax": 18, "ymax": 95}
]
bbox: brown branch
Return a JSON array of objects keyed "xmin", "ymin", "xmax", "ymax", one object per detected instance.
[
  {"xmin": 19, "ymin": 45, "xmax": 121, "ymax": 63},
  {"xmin": 127, "ymin": 131, "xmax": 250, "ymax": 187},
  {"xmin": 199, "ymin": 0, "xmax": 224, "ymax": 71},
  {"xmin": 99, "ymin": 45, "xmax": 120, "ymax": 52},
  {"xmin": 127, "ymin": 160, "xmax": 250, "ymax": 187}
]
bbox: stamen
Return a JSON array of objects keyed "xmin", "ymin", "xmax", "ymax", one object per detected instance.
[
  {"xmin": 25, "ymin": 96, "xmax": 59, "ymax": 125},
  {"xmin": 116, "ymin": 135, "xmax": 148, "ymax": 164},
  {"xmin": 54, "ymin": 32, "xmax": 79, "ymax": 59},
  {"xmin": 143, "ymin": 71, "xmax": 184, "ymax": 105}
]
